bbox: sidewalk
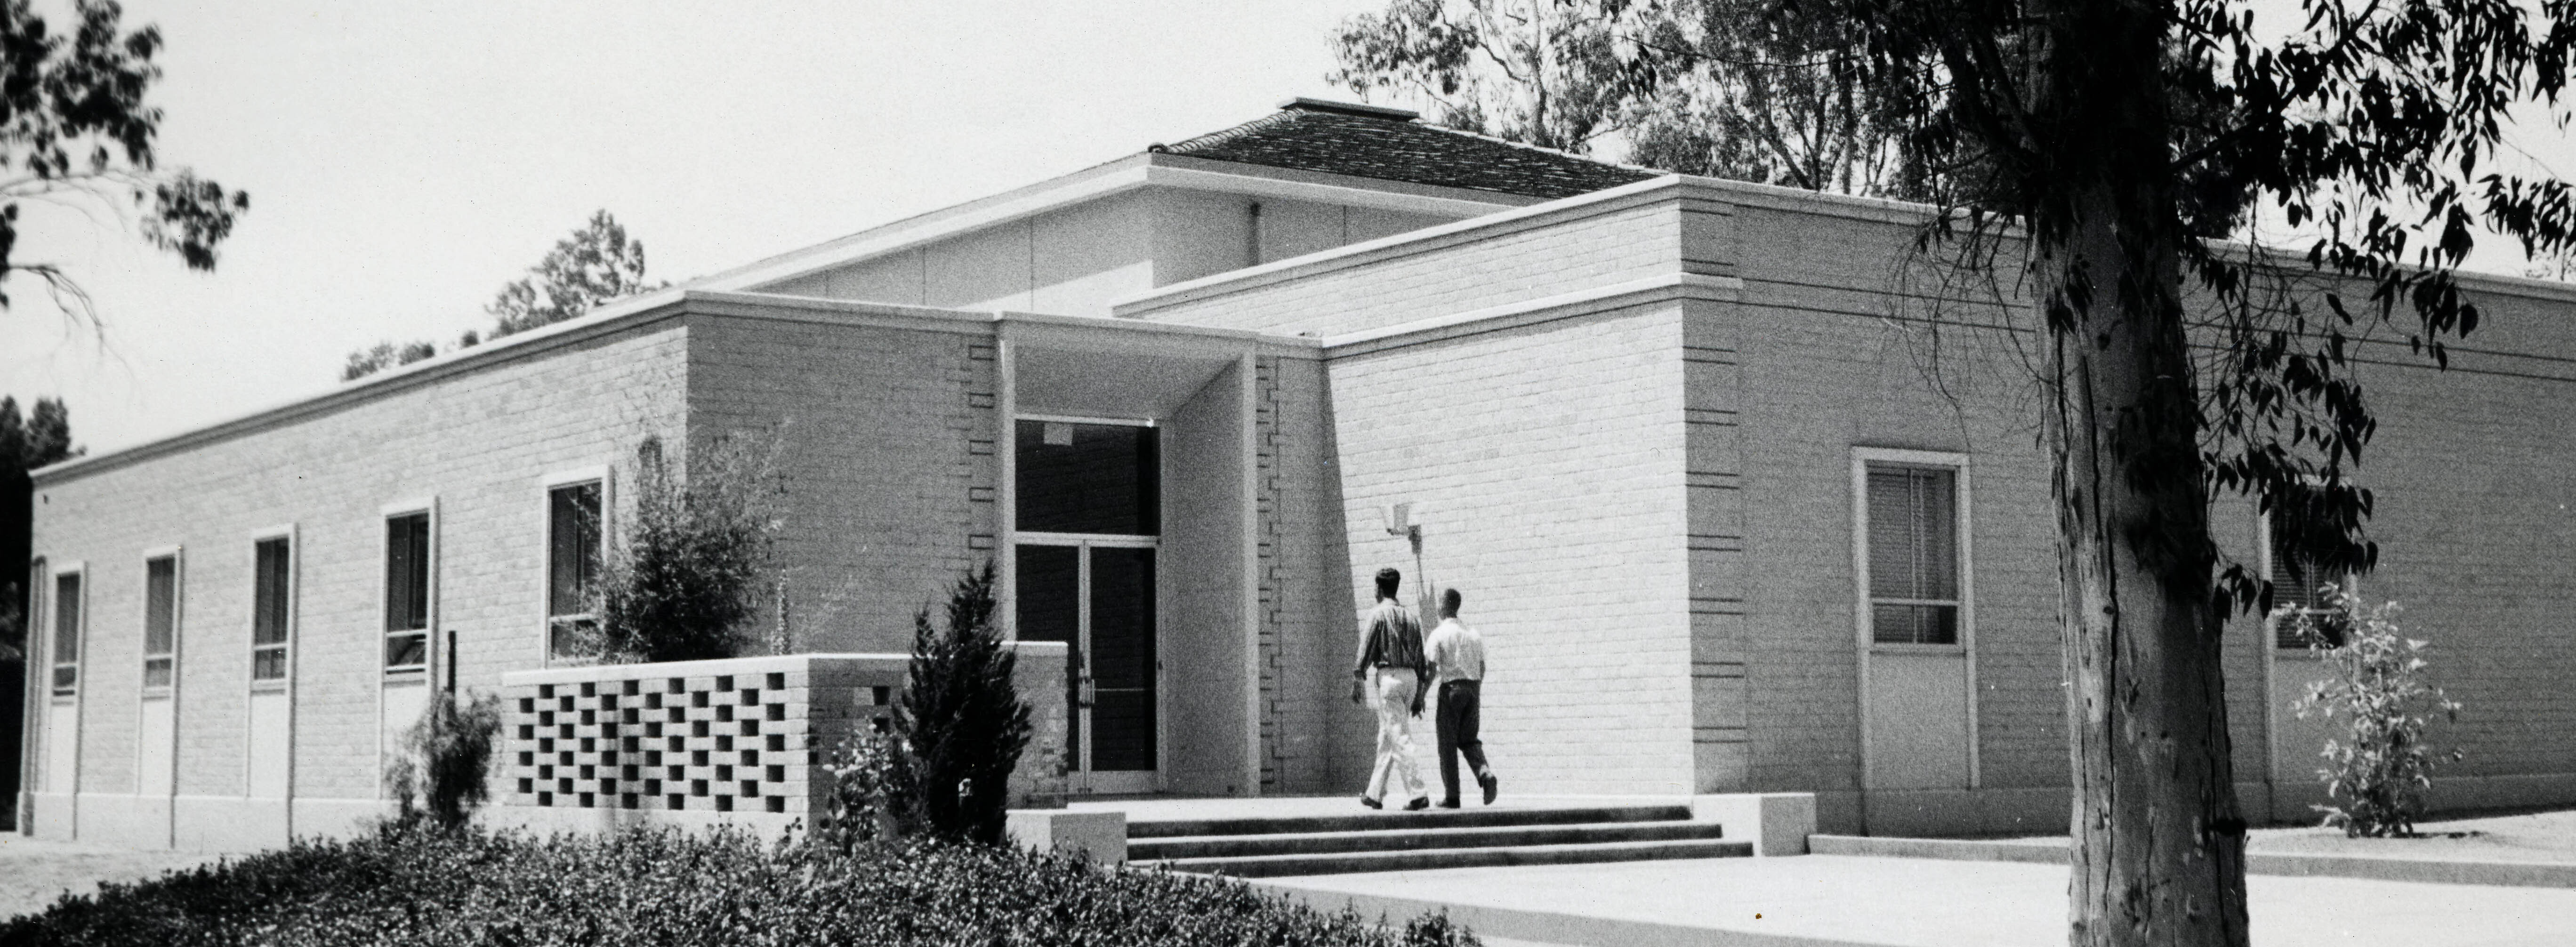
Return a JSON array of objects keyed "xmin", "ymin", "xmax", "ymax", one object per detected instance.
[
  {"xmin": 0, "ymin": 834, "xmax": 229, "ymax": 920},
  {"xmin": 1257, "ymin": 854, "xmax": 2576, "ymax": 947}
]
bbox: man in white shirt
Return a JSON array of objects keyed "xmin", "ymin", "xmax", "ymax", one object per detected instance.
[{"xmin": 1425, "ymin": 587, "xmax": 1498, "ymax": 807}]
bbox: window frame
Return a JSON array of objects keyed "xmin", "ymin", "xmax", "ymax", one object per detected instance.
[
  {"xmin": 2260, "ymin": 501, "xmax": 2357, "ymax": 652},
  {"xmin": 249, "ymin": 525, "xmax": 297, "ymax": 689},
  {"xmin": 139, "ymin": 546, "xmax": 184, "ymax": 694},
  {"xmin": 1852, "ymin": 449, "xmax": 1975, "ymax": 654},
  {"xmin": 380, "ymin": 499, "xmax": 437, "ymax": 676},
  {"xmin": 539, "ymin": 466, "xmax": 611, "ymax": 664},
  {"xmin": 46, "ymin": 561, "xmax": 85, "ymax": 698}
]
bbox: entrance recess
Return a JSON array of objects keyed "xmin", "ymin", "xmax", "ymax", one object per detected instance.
[
  {"xmin": 1014, "ymin": 416, "xmax": 1163, "ymax": 794},
  {"xmin": 1015, "ymin": 539, "xmax": 1159, "ymax": 792}
]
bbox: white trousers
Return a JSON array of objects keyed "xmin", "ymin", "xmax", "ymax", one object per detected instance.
[{"xmin": 1366, "ymin": 667, "xmax": 1427, "ymax": 803}]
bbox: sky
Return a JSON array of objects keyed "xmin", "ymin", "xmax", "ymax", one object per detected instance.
[
  {"xmin": 4, "ymin": 1, "xmax": 2575, "ymax": 456},
  {"xmin": 0, "ymin": 0, "xmax": 1383, "ymax": 454}
]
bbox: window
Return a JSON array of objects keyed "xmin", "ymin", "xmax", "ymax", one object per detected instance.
[
  {"xmin": 143, "ymin": 554, "xmax": 179, "ymax": 689},
  {"xmin": 385, "ymin": 511, "xmax": 431, "ymax": 670},
  {"xmin": 2265, "ymin": 509, "xmax": 2351, "ymax": 650},
  {"xmin": 252, "ymin": 537, "xmax": 291, "ymax": 682},
  {"xmin": 547, "ymin": 481, "xmax": 602, "ymax": 658},
  {"xmin": 1016, "ymin": 418, "xmax": 1159, "ymax": 536},
  {"xmin": 1865, "ymin": 464, "xmax": 1962, "ymax": 645},
  {"xmin": 49, "ymin": 570, "xmax": 81, "ymax": 695}
]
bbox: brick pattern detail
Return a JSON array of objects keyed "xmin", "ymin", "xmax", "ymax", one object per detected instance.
[
  {"xmin": 500, "ymin": 667, "xmax": 893, "ymax": 815},
  {"xmin": 1255, "ymin": 356, "xmax": 1284, "ymax": 791}
]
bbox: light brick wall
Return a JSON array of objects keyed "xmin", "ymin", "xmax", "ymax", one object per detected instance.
[
  {"xmin": 1125, "ymin": 185, "xmax": 1702, "ymax": 339},
  {"xmin": 683, "ymin": 312, "xmax": 997, "ymax": 654},
  {"xmin": 29, "ymin": 319, "xmax": 692, "ymax": 811},
  {"xmin": 1323, "ymin": 302, "xmax": 1696, "ymax": 796},
  {"xmin": 1256, "ymin": 354, "xmax": 1359, "ymax": 794}
]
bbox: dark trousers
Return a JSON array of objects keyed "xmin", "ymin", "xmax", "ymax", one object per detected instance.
[{"xmin": 1435, "ymin": 679, "xmax": 1491, "ymax": 803}]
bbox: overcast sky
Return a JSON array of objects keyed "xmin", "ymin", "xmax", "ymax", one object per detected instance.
[
  {"xmin": 0, "ymin": 0, "xmax": 1381, "ymax": 454},
  {"xmin": 3, "ymin": 1, "xmax": 2571, "ymax": 456}
]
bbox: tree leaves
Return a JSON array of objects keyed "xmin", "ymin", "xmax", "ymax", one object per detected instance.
[
  {"xmin": 487, "ymin": 209, "xmax": 662, "ymax": 339},
  {"xmin": 0, "ymin": 0, "xmax": 246, "ymax": 314}
]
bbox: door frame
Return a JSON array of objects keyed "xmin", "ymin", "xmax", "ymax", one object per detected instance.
[{"xmin": 1014, "ymin": 532, "xmax": 1165, "ymax": 795}]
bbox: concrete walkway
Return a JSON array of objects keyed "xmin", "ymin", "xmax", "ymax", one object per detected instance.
[
  {"xmin": 0, "ymin": 834, "xmax": 230, "ymax": 920},
  {"xmin": 1257, "ymin": 854, "xmax": 2576, "ymax": 947}
]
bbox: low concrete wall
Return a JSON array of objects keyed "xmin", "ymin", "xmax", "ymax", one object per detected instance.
[
  {"xmin": 1690, "ymin": 792, "xmax": 1815, "ymax": 856},
  {"xmin": 495, "ymin": 646, "xmax": 1068, "ymax": 830}
]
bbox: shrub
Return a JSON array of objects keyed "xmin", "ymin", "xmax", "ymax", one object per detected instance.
[
  {"xmin": 0, "ymin": 826, "xmax": 1483, "ymax": 947},
  {"xmin": 2286, "ymin": 584, "xmax": 2463, "ymax": 837},
  {"xmin": 815, "ymin": 727, "xmax": 912, "ymax": 848},
  {"xmin": 384, "ymin": 691, "xmax": 503, "ymax": 831},
  {"xmin": 897, "ymin": 562, "xmax": 1030, "ymax": 845},
  {"xmin": 596, "ymin": 433, "xmax": 781, "ymax": 663}
]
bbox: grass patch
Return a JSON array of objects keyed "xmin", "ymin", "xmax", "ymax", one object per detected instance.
[{"xmin": 1, "ymin": 824, "xmax": 1478, "ymax": 947}]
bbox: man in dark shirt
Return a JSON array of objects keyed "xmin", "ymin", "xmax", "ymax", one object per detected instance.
[{"xmin": 1352, "ymin": 567, "xmax": 1432, "ymax": 810}]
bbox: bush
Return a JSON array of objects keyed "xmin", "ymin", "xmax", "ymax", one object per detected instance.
[
  {"xmin": 896, "ymin": 562, "xmax": 1030, "ymax": 845},
  {"xmin": 596, "ymin": 433, "xmax": 780, "ymax": 663},
  {"xmin": 2286, "ymin": 584, "xmax": 2463, "ymax": 837},
  {"xmin": 0, "ymin": 826, "xmax": 1483, "ymax": 947},
  {"xmin": 385, "ymin": 691, "xmax": 502, "ymax": 831},
  {"xmin": 814, "ymin": 727, "xmax": 912, "ymax": 848}
]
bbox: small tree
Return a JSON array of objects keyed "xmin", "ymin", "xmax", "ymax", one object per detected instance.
[
  {"xmin": 385, "ymin": 692, "xmax": 503, "ymax": 831},
  {"xmin": 2288, "ymin": 585, "xmax": 2463, "ymax": 838},
  {"xmin": 896, "ymin": 563, "xmax": 1030, "ymax": 846},
  {"xmin": 595, "ymin": 433, "xmax": 781, "ymax": 663}
]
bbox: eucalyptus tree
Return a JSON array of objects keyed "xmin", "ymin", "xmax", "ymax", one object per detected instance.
[
  {"xmin": 0, "ymin": 0, "xmax": 248, "ymax": 321},
  {"xmin": 1620, "ymin": 0, "xmax": 2576, "ymax": 942}
]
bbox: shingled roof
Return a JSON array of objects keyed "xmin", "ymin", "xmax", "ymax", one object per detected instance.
[{"xmin": 1155, "ymin": 99, "xmax": 1657, "ymax": 201}]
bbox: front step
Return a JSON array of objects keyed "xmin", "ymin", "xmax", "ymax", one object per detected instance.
[
  {"xmin": 1131, "ymin": 817, "xmax": 1729, "ymax": 860},
  {"xmin": 1127, "ymin": 804, "xmax": 1693, "ymax": 839},
  {"xmin": 1124, "ymin": 802, "xmax": 1750, "ymax": 877},
  {"xmin": 1144, "ymin": 836, "xmax": 1754, "ymax": 878}
]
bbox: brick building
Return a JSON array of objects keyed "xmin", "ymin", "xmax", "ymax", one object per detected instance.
[{"xmin": 18, "ymin": 99, "xmax": 2576, "ymax": 848}]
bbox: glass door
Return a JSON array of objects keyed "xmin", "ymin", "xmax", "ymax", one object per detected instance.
[{"xmin": 1014, "ymin": 539, "xmax": 1159, "ymax": 794}]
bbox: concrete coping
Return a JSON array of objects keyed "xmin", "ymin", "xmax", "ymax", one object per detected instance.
[{"xmin": 498, "ymin": 644, "xmax": 1067, "ymax": 688}]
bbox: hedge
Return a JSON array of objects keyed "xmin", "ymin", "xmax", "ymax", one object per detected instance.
[{"xmin": 1, "ymin": 824, "xmax": 1481, "ymax": 947}]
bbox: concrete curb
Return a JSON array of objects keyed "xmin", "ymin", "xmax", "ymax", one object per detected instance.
[
  {"xmin": 1809, "ymin": 835, "xmax": 2576, "ymax": 889},
  {"xmin": 1252, "ymin": 880, "xmax": 1884, "ymax": 947}
]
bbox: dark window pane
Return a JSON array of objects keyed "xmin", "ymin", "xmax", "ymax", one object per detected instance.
[
  {"xmin": 253, "ymin": 646, "xmax": 287, "ymax": 681},
  {"xmin": 1014, "ymin": 544, "xmax": 1081, "ymax": 767},
  {"xmin": 548, "ymin": 483, "xmax": 602, "ymax": 617},
  {"xmin": 386, "ymin": 632, "xmax": 427, "ymax": 668},
  {"xmin": 386, "ymin": 514, "xmax": 430, "ymax": 632},
  {"xmin": 144, "ymin": 658, "xmax": 173, "ymax": 689},
  {"xmin": 1088, "ymin": 547, "xmax": 1156, "ymax": 770},
  {"xmin": 1867, "ymin": 466, "xmax": 1957, "ymax": 602},
  {"xmin": 253, "ymin": 539, "xmax": 291, "ymax": 646},
  {"xmin": 144, "ymin": 557, "xmax": 177, "ymax": 658},
  {"xmin": 1015, "ymin": 421, "xmax": 1159, "ymax": 535},
  {"xmin": 52, "ymin": 572, "xmax": 81, "ymax": 665},
  {"xmin": 1871, "ymin": 603, "xmax": 1959, "ymax": 645},
  {"xmin": 52, "ymin": 665, "xmax": 74, "ymax": 690},
  {"xmin": 548, "ymin": 616, "xmax": 601, "ymax": 659}
]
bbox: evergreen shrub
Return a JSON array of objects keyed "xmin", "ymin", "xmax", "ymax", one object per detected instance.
[
  {"xmin": 596, "ymin": 433, "xmax": 780, "ymax": 663},
  {"xmin": 0, "ymin": 826, "xmax": 1482, "ymax": 947},
  {"xmin": 896, "ymin": 562, "xmax": 1030, "ymax": 845},
  {"xmin": 385, "ymin": 691, "xmax": 503, "ymax": 831}
]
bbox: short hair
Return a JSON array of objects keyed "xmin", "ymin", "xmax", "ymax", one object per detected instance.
[
  {"xmin": 1375, "ymin": 567, "xmax": 1402, "ymax": 599},
  {"xmin": 1442, "ymin": 588, "xmax": 1463, "ymax": 617}
]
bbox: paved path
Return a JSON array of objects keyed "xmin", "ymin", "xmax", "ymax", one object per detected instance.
[
  {"xmin": 0, "ymin": 834, "xmax": 229, "ymax": 921},
  {"xmin": 1262, "ymin": 854, "xmax": 2576, "ymax": 947}
]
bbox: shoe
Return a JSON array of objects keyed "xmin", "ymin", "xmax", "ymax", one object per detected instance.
[
  {"xmin": 1360, "ymin": 795, "xmax": 1383, "ymax": 810},
  {"xmin": 1403, "ymin": 797, "xmax": 1432, "ymax": 811},
  {"xmin": 1481, "ymin": 773, "xmax": 1500, "ymax": 805},
  {"xmin": 1436, "ymin": 799, "xmax": 1461, "ymax": 809}
]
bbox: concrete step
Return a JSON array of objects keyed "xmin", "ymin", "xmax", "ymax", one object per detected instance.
[
  {"xmin": 1125, "ymin": 804, "xmax": 1693, "ymax": 839},
  {"xmin": 1130, "ymin": 818, "xmax": 1731, "ymax": 860},
  {"xmin": 1137, "ymin": 836, "xmax": 1755, "ymax": 878}
]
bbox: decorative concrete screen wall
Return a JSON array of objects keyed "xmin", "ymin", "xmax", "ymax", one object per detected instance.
[{"xmin": 492, "ymin": 646, "xmax": 1068, "ymax": 833}]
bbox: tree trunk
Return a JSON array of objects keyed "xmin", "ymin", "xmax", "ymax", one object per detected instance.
[{"xmin": 2028, "ymin": 0, "xmax": 2252, "ymax": 945}]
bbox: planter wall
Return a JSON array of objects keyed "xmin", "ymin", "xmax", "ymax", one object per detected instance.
[{"xmin": 492, "ymin": 645, "xmax": 1068, "ymax": 834}]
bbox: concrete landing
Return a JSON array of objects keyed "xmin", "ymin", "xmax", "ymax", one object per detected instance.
[{"xmin": 1258, "ymin": 854, "xmax": 2576, "ymax": 947}]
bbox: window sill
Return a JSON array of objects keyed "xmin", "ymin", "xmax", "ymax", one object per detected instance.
[
  {"xmin": 141, "ymin": 688, "xmax": 174, "ymax": 700},
  {"xmin": 1869, "ymin": 642, "xmax": 1967, "ymax": 656},
  {"xmin": 383, "ymin": 667, "xmax": 429, "ymax": 679},
  {"xmin": 250, "ymin": 680, "xmax": 290, "ymax": 693},
  {"xmin": 2272, "ymin": 649, "xmax": 2329, "ymax": 661}
]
